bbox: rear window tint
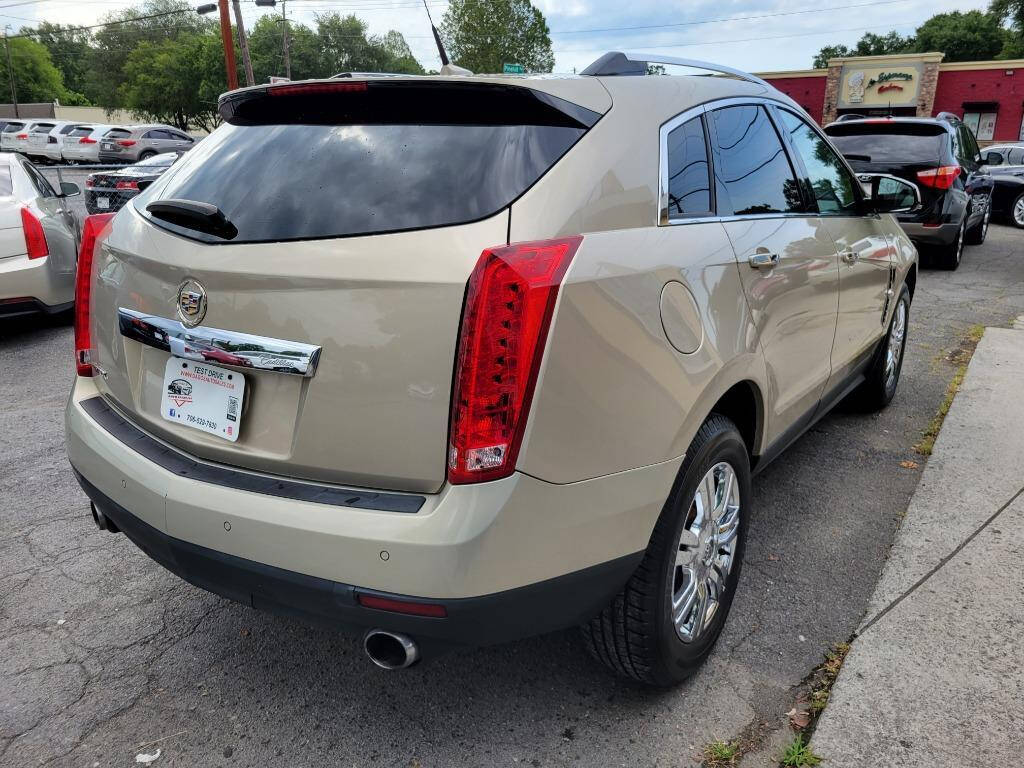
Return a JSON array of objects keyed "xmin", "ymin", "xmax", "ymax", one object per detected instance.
[
  {"xmin": 825, "ymin": 124, "xmax": 945, "ymax": 164},
  {"xmin": 31, "ymin": 124, "xmax": 55, "ymax": 133},
  {"xmin": 106, "ymin": 128, "xmax": 132, "ymax": 139},
  {"xmin": 139, "ymin": 84, "xmax": 596, "ymax": 243},
  {"xmin": 2, "ymin": 123, "xmax": 22, "ymax": 133},
  {"xmin": 69, "ymin": 126, "xmax": 93, "ymax": 137}
]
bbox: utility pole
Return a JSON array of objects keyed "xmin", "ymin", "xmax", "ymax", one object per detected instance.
[
  {"xmin": 282, "ymin": 0, "xmax": 291, "ymax": 79},
  {"xmin": 217, "ymin": 0, "xmax": 239, "ymax": 90},
  {"xmin": 231, "ymin": 0, "xmax": 254, "ymax": 87},
  {"xmin": 3, "ymin": 27, "xmax": 17, "ymax": 118}
]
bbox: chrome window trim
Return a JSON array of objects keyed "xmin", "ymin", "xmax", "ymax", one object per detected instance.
[
  {"xmin": 117, "ymin": 308, "xmax": 322, "ymax": 377},
  {"xmin": 658, "ymin": 96, "xmax": 810, "ymax": 227}
]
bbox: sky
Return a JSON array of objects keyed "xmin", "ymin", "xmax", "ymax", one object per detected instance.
[{"xmin": 0, "ymin": 0, "xmax": 997, "ymax": 75}]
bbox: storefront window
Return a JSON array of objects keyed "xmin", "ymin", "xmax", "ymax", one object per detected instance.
[{"xmin": 963, "ymin": 112, "xmax": 997, "ymax": 141}]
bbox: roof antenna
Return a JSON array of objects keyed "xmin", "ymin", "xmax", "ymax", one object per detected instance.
[{"xmin": 422, "ymin": 0, "xmax": 472, "ymax": 76}]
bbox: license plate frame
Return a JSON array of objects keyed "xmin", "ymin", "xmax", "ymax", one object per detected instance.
[{"xmin": 160, "ymin": 357, "xmax": 245, "ymax": 442}]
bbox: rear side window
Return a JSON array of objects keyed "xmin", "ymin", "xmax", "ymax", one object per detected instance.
[
  {"xmin": 140, "ymin": 82, "xmax": 597, "ymax": 243},
  {"xmin": 778, "ymin": 109, "xmax": 858, "ymax": 215},
  {"xmin": 710, "ymin": 105, "xmax": 802, "ymax": 216},
  {"xmin": 664, "ymin": 116, "xmax": 712, "ymax": 218},
  {"xmin": 825, "ymin": 123, "xmax": 945, "ymax": 164}
]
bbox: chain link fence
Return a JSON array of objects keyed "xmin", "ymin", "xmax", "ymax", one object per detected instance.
[{"xmin": 38, "ymin": 164, "xmax": 135, "ymax": 221}]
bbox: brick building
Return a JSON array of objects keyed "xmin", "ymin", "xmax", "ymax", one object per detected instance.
[{"xmin": 757, "ymin": 52, "xmax": 1024, "ymax": 144}]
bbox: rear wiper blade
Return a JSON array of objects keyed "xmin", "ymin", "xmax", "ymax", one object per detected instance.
[{"xmin": 146, "ymin": 199, "xmax": 238, "ymax": 240}]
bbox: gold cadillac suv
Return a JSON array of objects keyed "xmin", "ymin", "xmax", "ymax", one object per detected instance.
[{"xmin": 65, "ymin": 53, "xmax": 918, "ymax": 685}]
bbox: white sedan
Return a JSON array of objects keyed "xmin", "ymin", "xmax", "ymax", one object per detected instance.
[{"xmin": 0, "ymin": 153, "xmax": 82, "ymax": 318}]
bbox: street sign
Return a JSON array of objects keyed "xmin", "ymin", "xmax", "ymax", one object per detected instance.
[{"xmin": 503, "ymin": 63, "xmax": 525, "ymax": 74}]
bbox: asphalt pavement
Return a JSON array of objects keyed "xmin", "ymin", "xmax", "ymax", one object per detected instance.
[{"xmin": 1, "ymin": 225, "xmax": 1023, "ymax": 768}]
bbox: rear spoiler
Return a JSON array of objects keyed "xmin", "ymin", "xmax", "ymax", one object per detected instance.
[{"xmin": 218, "ymin": 80, "xmax": 602, "ymax": 129}]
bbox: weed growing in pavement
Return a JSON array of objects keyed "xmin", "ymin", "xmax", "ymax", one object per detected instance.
[
  {"xmin": 914, "ymin": 324, "xmax": 985, "ymax": 455},
  {"xmin": 779, "ymin": 735, "xmax": 822, "ymax": 767},
  {"xmin": 701, "ymin": 739, "xmax": 741, "ymax": 767}
]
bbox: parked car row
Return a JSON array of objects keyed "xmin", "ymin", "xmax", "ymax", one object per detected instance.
[{"xmin": 0, "ymin": 118, "xmax": 195, "ymax": 165}]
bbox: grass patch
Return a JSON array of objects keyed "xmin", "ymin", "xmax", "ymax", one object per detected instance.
[
  {"xmin": 914, "ymin": 324, "xmax": 984, "ymax": 456},
  {"xmin": 779, "ymin": 735, "xmax": 822, "ymax": 767},
  {"xmin": 701, "ymin": 739, "xmax": 741, "ymax": 767}
]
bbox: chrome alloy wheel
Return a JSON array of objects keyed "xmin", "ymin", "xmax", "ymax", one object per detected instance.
[
  {"xmin": 885, "ymin": 298, "xmax": 907, "ymax": 392},
  {"xmin": 1014, "ymin": 196, "xmax": 1024, "ymax": 227},
  {"xmin": 672, "ymin": 462, "xmax": 740, "ymax": 643}
]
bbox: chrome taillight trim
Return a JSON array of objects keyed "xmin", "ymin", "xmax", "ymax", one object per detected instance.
[{"xmin": 117, "ymin": 308, "xmax": 322, "ymax": 377}]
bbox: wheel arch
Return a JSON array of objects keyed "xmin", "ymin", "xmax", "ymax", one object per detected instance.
[
  {"xmin": 905, "ymin": 261, "xmax": 917, "ymax": 300},
  {"xmin": 708, "ymin": 379, "xmax": 764, "ymax": 462}
]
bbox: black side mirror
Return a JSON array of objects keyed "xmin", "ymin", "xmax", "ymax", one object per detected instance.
[
  {"xmin": 858, "ymin": 174, "xmax": 920, "ymax": 214},
  {"xmin": 983, "ymin": 151, "xmax": 1003, "ymax": 165},
  {"xmin": 57, "ymin": 181, "xmax": 80, "ymax": 198}
]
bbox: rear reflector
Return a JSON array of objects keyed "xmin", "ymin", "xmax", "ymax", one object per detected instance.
[
  {"xmin": 917, "ymin": 165, "xmax": 961, "ymax": 190},
  {"xmin": 268, "ymin": 81, "xmax": 368, "ymax": 97},
  {"xmin": 20, "ymin": 207, "xmax": 48, "ymax": 260},
  {"xmin": 447, "ymin": 236, "xmax": 582, "ymax": 485},
  {"xmin": 357, "ymin": 594, "xmax": 447, "ymax": 618},
  {"xmin": 75, "ymin": 214, "xmax": 115, "ymax": 377},
  {"xmin": 116, "ymin": 140, "xmax": 136, "ymax": 147}
]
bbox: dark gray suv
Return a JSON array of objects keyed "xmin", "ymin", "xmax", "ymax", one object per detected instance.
[{"xmin": 98, "ymin": 124, "xmax": 195, "ymax": 164}]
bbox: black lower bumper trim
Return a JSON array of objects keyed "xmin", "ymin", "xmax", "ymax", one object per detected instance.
[
  {"xmin": 0, "ymin": 298, "xmax": 74, "ymax": 318},
  {"xmin": 72, "ymin": 469, "xmax": 641, "ymax": 651}
]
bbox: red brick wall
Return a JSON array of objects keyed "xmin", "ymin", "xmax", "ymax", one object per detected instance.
[
  {"xmin": 763, "ymin": 76, "xmax": 827, "ymax": 124},
  {"xmin": 933, "ymin": 68, "xmax": 1024, "ymax": 142}
]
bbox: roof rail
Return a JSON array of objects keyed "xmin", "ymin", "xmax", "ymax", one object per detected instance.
[{"xmin": 580, "ymin": 51, "xmax": 771, "ymax": 89}]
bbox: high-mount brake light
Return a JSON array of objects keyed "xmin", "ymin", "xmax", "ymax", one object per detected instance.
[
  {"xmin": 74, "ymin": 214, "xmax": 115, "ymax": 377},
  {"xmin": 447, "ymin": 236, "xmax": 582, "ymax": 485},
  {"xmin": 268, "ymin": 81, "xmax": 368, "ymax": 97},
  {"xmin": 916, "ymin": 165, "xmax": 961, "ymax": 190},
  {"xmin": 20, "ymin": 208, "xmax": 48, "ymax": 260}
]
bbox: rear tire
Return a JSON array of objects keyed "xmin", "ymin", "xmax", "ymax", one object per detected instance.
[
  {"xmin": 849, "ymin": 284, "xmax": 910, "ymax": 412},
  {"xmin": 965, "ymin": 201, "xmax": 990, "ymax": 245},
  {"xmin": 581, "ymin": 414, "xmax": 749, "ymax": 686},
  {"xmin": 936, "ymin": 218, "xmax": 965, "ymax": 270},
  {"xmin": 137, "ymin": 150, "xmax": 155, "ymax": 162}
]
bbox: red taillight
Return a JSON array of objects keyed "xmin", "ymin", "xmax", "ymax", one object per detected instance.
[
  {"xmin": 269, "ymin": 81, "xmax": 367, "ymax": 97},
  {"xmin": 116, "ymin": 139, "xmax": 136, "ymax": 147},
  {"xmin": 15, "ymin": 133, "xmax": 26, "ymax": 140},
  {"xmin": 917, "ymin": 165, "xmax": 961, "ymax": 190},
  {"xmin": 447, "ymin": 236, "xmax": 582, "ymax": 485},
  {"xmin": 356, "ymin": 594, "xmax": 447, "ymax": 618},
  {"xmin": 74, "ymin": 214, "xmax": 115, "ymax": 377},
  {"xmin": 85, "ymin": 177, "xmax": 94, "ymax": 188},
  {"xmin": 20, "ymin": 207, "xmax": 48, "ymax": 260},
  {"xmin": 79, "ymin": 137, "xmax": 96, "ymax": 144},
  {"xmin": 115, "ymin": 180, "xmax": 139, "ymax": 190}
]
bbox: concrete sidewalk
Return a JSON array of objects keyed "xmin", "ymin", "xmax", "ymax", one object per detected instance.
[{"xmin": 812, "ymin": 327, "xmax": 1024, "ymax": 767}]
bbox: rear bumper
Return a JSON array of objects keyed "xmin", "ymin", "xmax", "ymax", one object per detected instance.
[
  {"xmin": 66, "ymin": 376, "xmax": 680, "ymax": 645},
  {"xmin": 0, "ymin": 254, "xmax": 75, "ymax": 310},
  {"xmin": 74, "ymin": 470, "xmax": 640, "ymax": 650},
  {"xmin": 896, "ymin": 220, "xmax": 960, "ymax": 246},
  {"xmin": 98, "ymin": 152, "xmax": 131, "ymax": 164}
]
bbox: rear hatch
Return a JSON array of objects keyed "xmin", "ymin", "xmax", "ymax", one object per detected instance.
[
  {"xmin": 28, "ymin": 123, "xmax": 56, "ymax": 152},
  {"xmin": 89, "ymin": 78, "xmax": 604, "ymax": 493},
  {"xmin": 825, "ymin": 121, "xmax": 948, "ymax": 213},
  {"xmin": 99, "ymin": 128, "xmax": 133, "ymax": 157}
]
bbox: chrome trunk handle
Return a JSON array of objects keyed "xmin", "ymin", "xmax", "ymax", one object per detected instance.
[{"xmin": 117, "ymin": 308, "xmax": 322, "ymax": 377}]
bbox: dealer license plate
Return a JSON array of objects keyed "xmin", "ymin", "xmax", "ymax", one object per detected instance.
[{"xmin": 160, "ymin": 358, "xmax": 245, "ymax": 442}]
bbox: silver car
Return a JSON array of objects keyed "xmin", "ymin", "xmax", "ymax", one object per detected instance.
[
  {"xmin": 97, "ymin": 124, "xmax": 195, "ymax": 164},
  {"xmin": 0, "ymin": 153, "xmax": 81, "ymax": 317},
  {"xmin": 62, "ymin": 124, "xmax": 115, "ymax": 164}
]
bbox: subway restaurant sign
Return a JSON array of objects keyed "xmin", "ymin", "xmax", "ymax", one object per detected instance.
[{"xmin": 838, "ymin": 63, "xmax": 922, "ymax": 108}]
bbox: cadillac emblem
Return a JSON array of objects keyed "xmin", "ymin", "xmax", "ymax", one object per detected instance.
[{"xmin": 177, "ymin": 279, "xmax": 207, "ymax": 327}]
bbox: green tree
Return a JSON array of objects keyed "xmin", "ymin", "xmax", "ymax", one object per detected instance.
[
  {"xmin": 990, "ymin": 0, "xmax": 1024, "ymax": 57},
  {"xmin": 28, "ymin": 22, "xmax": 93, "ymax": 100},
  {"xmin": 118, "ymin": 31, "xmax": 224, "ymax": 132},
  {"xmin": 813, "ymin": 45, "xmax": 852, "ymax": 68},
  {"xmin": 441, "ymin": 0, "xmax": 554, "ymax": 73},
  {"xmin": 812, "ymin": 30, "xmax": 914, "ymax": 68},
  {"xmin": 314, "ymin": 13, "xmax": 424, "ymax": 75},
  {"xmin": 0, "ymin": 36, "xmax": 83, "ymax": 104},
  {"xmin": 915, "ymin": 11, "xmax": 1007, "ymax": 61},
  {"xmin": 248, "ymin": 15, "xmax": 320, "ymax": 81}
]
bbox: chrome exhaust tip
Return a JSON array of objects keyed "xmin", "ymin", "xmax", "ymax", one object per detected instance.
[
  {"xmin": 363, "ymin": 630, "xmax": 420, "ymax": 670},
  {"xmin": 90, "ymin": 502, "xmax": 119, "ymax": 533}
]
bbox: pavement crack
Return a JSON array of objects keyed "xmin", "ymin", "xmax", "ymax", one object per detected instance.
[{"xmin": 858, "ymin": 481, "xmax": 1024, "ymax": 636}]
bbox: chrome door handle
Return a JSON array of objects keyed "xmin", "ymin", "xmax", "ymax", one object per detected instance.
[
  {"xmin": 841, "ymin": 250, "xmax": 859, "ymax": 264},
  {"xmin": 748, "ymin": 252, "xmax": 780, "ymax": 269}
]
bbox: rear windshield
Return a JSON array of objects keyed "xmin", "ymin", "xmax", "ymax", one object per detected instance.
[
  {"xmin": 30, "ymin": 123, "xmax": 55, "ymax": 133},
  {"xmin": 825, "ymin": 123, "xmax": 945, "ymax": 164},
  {"xmin": 137, "ymin": 82, "xmax": 598, "ymax": 243},
  {"xmin": 69, "ymin": 126, "xmax": 93, "ymax": 137},
  {"xmin": 2, "ymin": 123, "xmax": 22, "ymax": 133},
  {"xmin": 105, "ymin": 128, "xmax": 132, "ymax": 139}
]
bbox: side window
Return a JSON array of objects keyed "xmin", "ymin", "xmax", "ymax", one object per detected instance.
[
  {"xmin": 664, "ymin": 116, "xmax": 712, "ymax": 218},
  {"xmin": 1010, "ymin": 148, "xmax": 1024, "ymax": 165},
  {"xmin": 961, "ymin": 126, "xmax": 981, "ymax": 163},
  {"xmin": 175, "ymin": 132, "xmax": 193, "ymax": 143},
  {"xmin": 777, "ymin": 109, "xmax": 858, "ymax": 215},
  {"xmin": 22, "ymin": 161, "xmax": 56, "ymax": 198},
  {"xmin": 949, "ymin": 127, "xmax": 963, "ymax": 164},
  {"xmin": 710, "ymin": 105, "xmax": 803, "ymax": 216}
]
